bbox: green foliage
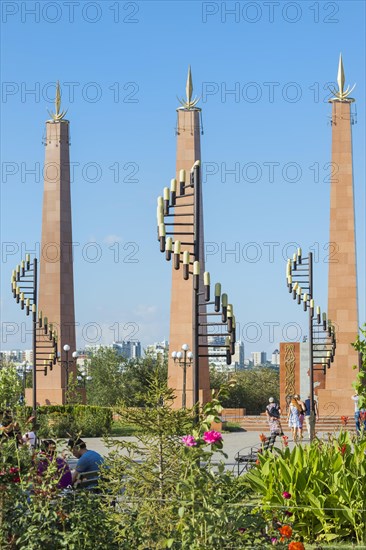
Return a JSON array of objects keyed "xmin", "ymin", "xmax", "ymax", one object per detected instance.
[
  {"xmin": 17, "ymin": 404, "xmax": 113, "ymax": 438},
  {"xmin": 65, "ymin": 372, "xmax": 83, "ymax": 405},
  {"xmin": 0, "ymin": 366, "xmax": 22, "ymax": 408},
  {"xmin": 85, "ymin": 347, "xmax": 126, "ymax": 406},
  {"xmin": 245, "ymin": 430, "xmax": 366, "ymax": 545},
  {"xmin": 210, "ymin": 367, "xmax": 279, "ymax": 414},
  {"xmin": 98, "ymin": 376, "xmax": 276, "ymax": 549},
  {"xmin": 85, "ymin": 346, "xmax": 168, "ymax": 407},
  {"xmin": 352, "ymin": 323, "xmax": 366, "ymax": 408}
]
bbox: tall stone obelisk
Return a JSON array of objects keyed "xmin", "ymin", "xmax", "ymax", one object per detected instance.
[
  {"xmin": 37, "ymin": 83, "xmax": 76, "ymax": 404},
  {"xmin": 318, "ymin": 55, "xmax": 359, "ymax": 416},
  {"xmin": 167, "ymin": 68, "xmax": 211, "ymax": 408}
]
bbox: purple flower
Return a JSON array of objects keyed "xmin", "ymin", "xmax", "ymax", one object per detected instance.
[
  {"xmin": 282, "ymin": 491, "xmax": 291, "ymax": 499},
  {"xmin": 181, "ymin": 435, "xmax": 197, "ymax": 447},
  {"xmin": 271, "ymin": 537, "xmax": 278, "ymax": 545}
]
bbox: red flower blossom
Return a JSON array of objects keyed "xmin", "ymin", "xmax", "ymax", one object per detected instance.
[
  {"xmin": 340, "ymin": 444, "xmax": 347, "ymax": 456},
  {"xmin": 259, "ymin": 433, "xmax": 267, "ymax": 442},
  {"xmin": 282, "ymin": 435, "xmax": 289, "ymax": 447},
  {"xmin": 340, "ymin": 415, "xmax": 349, "ymax": 426},
  {"xmin": 288, "ymin": 542, "xmax": 305, "ymax": 550},
  {"xmin": 279, "ymin": 525, "xmax": 292, "ymax": 538},
  {"xmin": 282, "ymin": 491, "xmax": 291, "ymax": 499}
]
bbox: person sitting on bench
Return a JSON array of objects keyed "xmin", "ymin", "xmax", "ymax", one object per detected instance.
[{"xmin": 67, "ymin": 438, "xmax": 104, "ymax": 487}]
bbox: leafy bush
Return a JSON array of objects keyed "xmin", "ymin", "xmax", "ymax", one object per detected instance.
[
  {"xmin": 245, "ymin": 430, "xmax": 366, "ymax": 545},
  {"xmin": 18, "ymin": 405, "xmax": 112, "ymax": 438},
  {"xmin": 210, "ymin": 367, "xmax": 279, "ymax": 414}
]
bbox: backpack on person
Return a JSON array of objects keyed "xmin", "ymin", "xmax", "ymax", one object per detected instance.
[{"xmin": 267, "ymin": 404, "xmax": 280, "ymax": 418}]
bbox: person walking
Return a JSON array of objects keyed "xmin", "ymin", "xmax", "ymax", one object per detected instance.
[
  {"xmin": 265, "ymin": 397, "xmax": 283, "ymax": 436},
  {"xmin": 287, "ymin": 397, "xmax": 301, "ymax": 441},
  {"xmin": 294, "ymin": 394, "xmax": 306, "ymax": 439},
  {"xmin": 304, "ymin": 395, "xmax": 319, "ymax": 438}
]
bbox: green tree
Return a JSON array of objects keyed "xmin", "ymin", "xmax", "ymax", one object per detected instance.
[
  {"xmin": 85, "ymin": 347, "xmax": 168, "ymax": 407},
  {"xmin": 210, "ymin": 367, "xmax": 279, "ymax": 414},
  {"xmin": 119, "ymin": 353, "xmax": 168, "ymax": 406},
  {"xmin": 86, "ymin": 347, "xmax": 126, "ymax": 406},
  {"xmin": 0, "ymin": 365, "xmax": 22, "ymax": 408}
]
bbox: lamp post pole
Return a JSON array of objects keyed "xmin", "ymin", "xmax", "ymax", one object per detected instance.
[
  {"xmin": 63, "ymin": 344, "xmax": 70, "ymax": 398},
  {"xmin": 308, "ymin": 252, "xmax": 316, "ymax": 441},
  {"xmin": 192, "ymin": 162, "xmax": 200, "ymax": 415},
  {"xmin": 172, "ymin": 344, "xmax": 193, "ymax": 409}
]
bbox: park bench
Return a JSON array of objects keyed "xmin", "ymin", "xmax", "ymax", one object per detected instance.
[
  {"xmin": 234, "ymin": 434, "xmax": 277, "ymax": 475},
  {"xmin": 75, "ymin": 469, "xmax": 101, "ymax": 491}
]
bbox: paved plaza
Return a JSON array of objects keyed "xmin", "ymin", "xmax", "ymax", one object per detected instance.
[{"xmin": 71, "ymin": 430, "xmax": 328, "ymax": 472}]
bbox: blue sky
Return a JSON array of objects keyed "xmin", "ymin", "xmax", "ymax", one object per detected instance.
[{"xmin": 1, "ymin": 0, "xmax": 365, "ymax": 357}]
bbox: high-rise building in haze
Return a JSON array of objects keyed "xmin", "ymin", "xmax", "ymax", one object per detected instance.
[{"xmin": 251, "ymin": 351, "xmax": 267, "ymax": 366}]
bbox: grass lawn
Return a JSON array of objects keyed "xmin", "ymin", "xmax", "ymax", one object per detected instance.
[{"xmin": 109, "ymin": 421, "xmax": 141, "ymax": 436}]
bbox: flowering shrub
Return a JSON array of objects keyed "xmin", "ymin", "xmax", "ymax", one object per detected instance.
[
  {"xmin": 246, "ymin": 430, "xmax": 366, "ymax": 545},
  {"xmin": 202, "ymin": 429, "xmax": 222, "ymax": 445},
  {"xmin": 181, "ymin": 434, "xmax": 197, "ymax": 447}
]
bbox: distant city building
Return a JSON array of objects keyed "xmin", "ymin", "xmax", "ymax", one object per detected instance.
[
  {"xmin": 271, "ymin": 349, "xmax": 280, "ymax": 366},
  {"xmin": 231, "ymin": 341, "xmax": 245, "ymax": 369},
  {"xmin": 0, "ymin": 350, "xmax": 23, "ymax": 365},
  {"xmin": 207, "ymin": 336, "xmax": 226, "ymax": 370},
  {"xmin": 207, "ymin": 337, "xmax": 244, "ymax": 372},
  {"xmin": 22, "ymin": 350, "xmax": 33, "ymax": 364},
  {"xmin": 251, "ymin": 351, "xmax": 267, "ymax": 366},
  {"xmin": 145, "ymin": 340, "xmax": 169, "ymax": 359},
  {"xmin": 113, "ymin": 341, "xmax": 141, "ymax": 360}
]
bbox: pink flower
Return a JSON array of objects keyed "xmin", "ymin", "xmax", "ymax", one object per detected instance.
[
  {"xmin": 282, "ymin": 491, "xmax": 291, "ymax": 499},
  {"xmin": 181, "ymin": 435, "xmax": 197, "ymax": 447},
  {"xmin": 202, "ymin": 430, "xmax": 222, "ymax": 445}
]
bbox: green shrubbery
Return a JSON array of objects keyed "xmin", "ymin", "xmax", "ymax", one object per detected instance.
[
  {"xmin": 16, "ymin": 404, "xmax": 113, "ymax": 438},
  {"xmin": 245, "ymin": 431, "xmax": 366, "ymax": 545},
  {"xmin": 2, "ymin": 374, "xmax": 366, "ymax": 548}
]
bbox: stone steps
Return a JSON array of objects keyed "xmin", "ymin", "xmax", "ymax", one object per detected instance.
[{"xmin": 223, "ymin": 415, "xmax": 356, "ymax": 432}]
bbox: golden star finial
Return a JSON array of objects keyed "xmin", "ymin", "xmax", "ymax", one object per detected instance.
[
  {"xmin": 48, "ymin": 81, "xmax": 68, "ymax": 121},
  {"xmin": 177, "ymin": 66, "xmax": 201, "ymax": 110},
  {"xmin": 329, "ymin": 53, "xmax": 356, "ymax": 102}
]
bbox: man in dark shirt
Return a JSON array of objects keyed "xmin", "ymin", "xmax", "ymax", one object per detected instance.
[{"xmin": 304, "ymin": 395, "xmax": 319, "ymax": 438}]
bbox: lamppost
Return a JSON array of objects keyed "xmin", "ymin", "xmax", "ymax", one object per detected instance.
[
  {"xmin": 77, "ymin": 371, "xmax": 92, "ymax": 388},
  {"xmin": 172, "ymin": 344, "xmax": 193, "ymax": 408},
  {"xmin": 286, "ymin": 248, "xmax": 336, "ymax": 440},
  {"xmin": 156, "ymin": 161, "xmax": 236, "ymax": 420},
  {"xmin": 20, "ymin": 361, "xmax": 32, "ymax": 399},
  {"xmin": 58, "ymin": 345, "xmax": 78, "ymax": 400},
  {"xmin": 10, "ymin": 255, "xmax": 58, "ymax": 417}
]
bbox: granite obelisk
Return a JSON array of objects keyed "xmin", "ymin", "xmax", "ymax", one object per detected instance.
[
  {"xmin": 318, "ymin": 55, "xmax": 359, "ymax": 416},
  {"xmin": 167, "ymin": 68, "xmax": 211, "ymax": 408},
  {"xmin": 37, "ymin": 83, "xmax": 76, "ymax": 404}
]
